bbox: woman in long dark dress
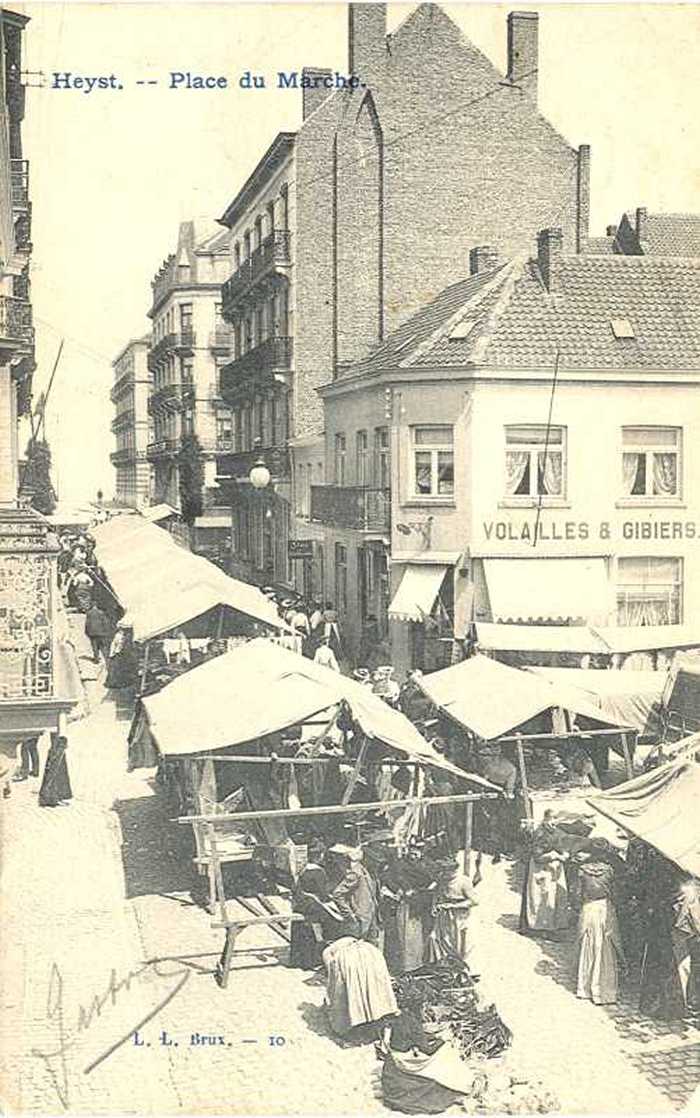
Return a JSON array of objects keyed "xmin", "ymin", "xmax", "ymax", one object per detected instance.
[
  {"xmin": 39, "ymin": 734, "xmax": 72, "ymax": 807},
  {"xmin": 289, "ymin": 839, "xmax": 333, "ymax": 969}
]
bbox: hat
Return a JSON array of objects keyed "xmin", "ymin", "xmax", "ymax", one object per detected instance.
[{"xmin": 329, "ymin": 844, "xmax": 363, "ymax": 862}]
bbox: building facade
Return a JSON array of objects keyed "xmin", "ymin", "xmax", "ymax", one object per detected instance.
[
  {"xmin": 0, "ymin": 10, "xmax": 80, "ymax": 745},
  {"xmin": 147, "ymin": 220, "xmax": 233, "ymax": 555},
  {"xmin": 110, "ymin": 336, "xmax": 151, "ymax": 508},
  {"xmin": 317, "ymin": 230, "xmax": 700, "ymax": 672},
  {"xmin": 216, "ymin": 4, "xmax": 593, "ymax": 599}
]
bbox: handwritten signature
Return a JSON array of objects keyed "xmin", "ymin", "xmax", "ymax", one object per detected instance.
[{"xmin": 30, "ymin": 958, "xmax": 191, "ymax": 1109}]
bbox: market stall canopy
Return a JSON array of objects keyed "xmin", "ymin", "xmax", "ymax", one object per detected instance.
[
  {"xmin": 475, "ymin": 623, "xmax": 609, "ymax": 655},
  {"xmin": 482, "ymin": 558, "xmax": 609, "ymax": 624},
  {"xmin": 142, "ymin": 638, "xmax": 496, "ymax": 788},
  {"xmin": 592, "ymin": 624, "xmax": 700, "ymax": 655},
  {"xmin": 415, "ymin": 654, "xmax": 625, "ymax": 741},
  {"xmin": 526, "ymin": 666, "xmax": 666, "ymax": 734},
  {"xmin": 388, "ymin": 564, "xmax": 447, "ymax": 623},
  {"xmin": 141, "ymin": 503, "xmax": 178, "ymax": 523},
  {"xmin": 588, "ymin": 757, "xmax": 700, "ymax": 877}
]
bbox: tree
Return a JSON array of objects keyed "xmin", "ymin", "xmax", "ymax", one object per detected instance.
[
  {"xmin": 178, "ymin": 434, "xmax": 204, "ymax": 525},
  {"xmin": 23, "ymin": 437, "xmax": 56, "ymax": 515}
]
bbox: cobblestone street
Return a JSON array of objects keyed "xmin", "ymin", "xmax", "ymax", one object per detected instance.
[{"xmin": 1, "ymin": 617, "xmax": 698, "ymax": 1114}]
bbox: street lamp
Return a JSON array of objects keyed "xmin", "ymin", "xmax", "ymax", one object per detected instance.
[{"xmin": 249, "ymin": 456, "xmax": 271, "ymax": 490}]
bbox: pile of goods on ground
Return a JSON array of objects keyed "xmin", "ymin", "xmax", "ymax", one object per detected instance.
[{"xmin": 391, "ymin": 960, "xmax": 512, "ymax": 1060}]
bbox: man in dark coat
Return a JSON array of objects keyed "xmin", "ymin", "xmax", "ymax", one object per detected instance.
[{"xmin": 84, "ymin": 603, "xmax": 112, "ymax": 663}]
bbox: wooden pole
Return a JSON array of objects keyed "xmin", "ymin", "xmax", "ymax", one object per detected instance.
[
  {"xmin": 621, "ymin": 731, "xmax": 634, "ymax": 779},
  {"xmin": 178, "ymin": 789, "xmax": 498, "ymax": 827},
  {"xmin": 139, "ymin": 640, "xmax": 151, "ymax": 693},
  {"xmin": 515, "ymin": 735, "xmax": 532, "ymax": 822},
  {"xmin": 463, "ymin": 801, "xmax": 473, "ymax": 875}
]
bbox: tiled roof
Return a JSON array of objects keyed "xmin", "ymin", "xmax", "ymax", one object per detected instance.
[
  {"xmin": 353, "ymin": 253, "xmax": 700, "ymax": 374},
  {"xmin": 582, "ymin": 235, "xmax": 616, "ymax": 256},
  {"xmin": 640, "ymin": 214, "xmax": 700, "ymax": 257}
]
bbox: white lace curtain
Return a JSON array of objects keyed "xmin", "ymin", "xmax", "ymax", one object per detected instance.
[
  {"xmin": 538, "ymin": 452, "xmax": 562, "ymax": 495},
  {"xmin": 622, "ymin": 453, "xmax": 639, "ymax": 494},
  {"xmin": 505, "ymin": 451, "xmax": 528, "ymax": 495},
  {"xmin": 618, "ymin": 596, "xmax": 672, "ymax": 626},
  {"xmin": 653, "ymin": 453, "xmax": 677, "ymax": 496}
]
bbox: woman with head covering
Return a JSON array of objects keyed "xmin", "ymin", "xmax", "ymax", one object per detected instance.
[
  {"xmin": 106, "ymin": 622, "xmax": 139, "ymax": 689},
  {"xmin": 38, "ymin": 734, "xmax": 73, "ymax": 807},
  {"xmin": 322, "ymin": 930, "xmax": 399, "ymax": 1038},
  {"xmin": 289, "ymin": 838, "xmax": 334, "ymax": 969},
  {"xmin": 329, "ymin": 845, "xmax": 381, "ymax": 945},
  {"xmin": 574, "ymin": 848, "xmax": 626, "ymax": 1005},
  {"xmin": 426, "ymin": 857, "xmax": 478, "ymax": 964},
  {"xmin": 519, "ymin": 812, "xmax": 571, "ymax": 938}
]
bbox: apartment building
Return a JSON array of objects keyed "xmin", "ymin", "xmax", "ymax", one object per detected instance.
[
  {"xmin": 217, "ymin": 133, "xmax": 297, "ymax": 586},
  {"xmin": 0, "ymin": 9, "xmax": 80, "ymax": 744},
  {"xmin": 316, "ymin": 229, "xmax": 700, "ymax": 671},
  {"xmin": 147, "ymin": 220, "xmax": 233, "ymax": 555},
  {"xmin": 110, "ymin": 336, "xmax": 151, "ymax": 508}
]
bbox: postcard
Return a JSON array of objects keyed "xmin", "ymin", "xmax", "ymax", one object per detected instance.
[{"xmin": 1, "ymin": 2, "xmax": 700, "ymax": 1114}]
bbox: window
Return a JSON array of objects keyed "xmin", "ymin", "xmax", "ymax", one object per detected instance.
[
  {"xmin": 622, "ymin": 427, "xmax": 681, "ymax": 500},
  {"xmin": 356, "ymin": 430, "xmax": 369, "ymax": 485},
  {"xmin": 374, "ymin": 427, "xmax": 390, "ymax": 490},
  {"xmin": 335, "ymin": 433, "xmax": 346, "ymax": 486},
  {"xmin": 180, "ymin": 357, "xmax": 193, "ymax": 384},
  {"xmin": 234, "ymin": 242, "xmax": 241, "ymax": 271},
  {"xmin": 266, "ymin": 200, "xmax": 275, "ymax": 236},
  {"xmin": 179, "ymin": 303, "xmax": 193, "ymax": 338},
  {"xmin": 505, "ymin": 425, "xmax": 565, "ymax": 499},
  {"xmin": 617, "ymin": 557, "xmax": 681, "ymax": 626},
  {"xmin": 242, "ymin": 404, "xmax": 252, "ymax": 450},
  {"xmin": 412, "ymin": 425, "xmax": 454, "ymax": 498},
  {"xmin": 255, "ymin": 396, "xmax": 264, "ymax": 443},
  {"xmin": 243, "ymin": 230, "xmax": 251, "ymax": 260},
  {"xmin": 280, "ymin": 185, "xmax": 289, "ymax": 231},
  {"xmin": 271, "ymin": 395, "xmax": 279, "ymax": 445},
  {"xmin": 214, "ymin": 302, "xmax": 225, "ymax": 329},
  {"xmin": 182, "ymin": 407, "xmax": 194, "ymax": 437},
  {"xmin": 335, "ymin": 543, "xmax": 348, "ymax": 614},
  {"xmin": 255, "ymin": 306, "xmax": 265, "ymax": 346},
  {"xmin": 611, "ymin": 318, "xmax": 635, "ymax": 340},
  {"xmin": 216, "ymin": 412, "xmax": 232, "ymax": 447},
  {"xmin": 254, "ymin": 216, "xmax": 263, "ymax": 251}
]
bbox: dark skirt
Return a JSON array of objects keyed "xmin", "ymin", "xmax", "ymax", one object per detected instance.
[
  {"xmin": 381, "ymin": 1056, "xmax": 462, "ymax": 1115},
  {"xmin": 39, "ymin": 743, "xmax": 72, "ymax": 806}
]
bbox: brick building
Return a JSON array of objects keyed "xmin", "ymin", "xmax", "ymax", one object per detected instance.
[
  {"xmin": 317, "ymin": 228, "xmax": 700, "ymax": 672},
  {"xmin": 110, "ymin": 336, "xmax": 151, "ymax": 508},
  {"xmin": 217, "ymin": 3, "xmax": 592, "ymax": 601},
  {"xmin": 146, "ymin": 220, "xmax": 233, "ymax": 555}
]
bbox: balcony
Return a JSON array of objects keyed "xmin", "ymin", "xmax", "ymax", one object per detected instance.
[
  {"xmin": 147, "ymin": 437, "xmax": 180, "ymax": 461},
  {"xmin": 221, "ymin": 230, "xmax": 292, "ymax": 316},
  {"xmin": 147, "ymin": 331, "xmax": 195, "ymax": 370},
  {"xmin": 111, "ymin": 409, "xmax": 134, "ymax": 432},
  {"xmin": 219, "ymin": 336, "xmax": 293, "ymax": 401},
  {"xmin": 310, "ymin": 486, "xmax": 391, "ymax": 533},
  {"xmin": 110, "ymin": 448, "xmax": 135, "ymax": 465},
  {"xmin": 209, "ymin": 329, "xmax": 233, "ymax": 354},
  {"xmin": 217, "ymin": 444, "xmax": 290, "ymax": 482},
  {"xmin": 148, "ymin": 382, "xmax": 181, "ymax": 413},
  {"xmin": 0, "ymin": 295, "xmax": 33, "ymax": 353},
  {"xmin": 14, "ymin": 207, "xmax": 31, "ymax": 253},
  {"xmin": 10, "ymin": 159, "xmax": 29, "ymax": 209}
]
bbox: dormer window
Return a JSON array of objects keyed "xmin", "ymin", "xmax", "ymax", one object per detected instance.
[{"xmin": 611, "ymin": 318, "xmax": 635, "ymax": 340}]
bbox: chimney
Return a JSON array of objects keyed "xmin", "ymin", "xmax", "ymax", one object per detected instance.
[
  {"xmin": 507, "ymin": 11, "xmax": 538, "ymax": 101},
  {"xmin": 302, "ymin": 68, "xmax": 333, "ymax": 120},
  {"xmin": 537, "ymin": 228, "xmax": 563, "ymax": 293},
  {"xmin": 636, "ymin": 207, "xmax": 647, "ymax": 241},
  {"xmin": 606, "ymin": 224, "xmax": 618, "ymax": 237},
  {"xmin": 348, "ymin": 3, "xmax": 387, "ymax": 88},
  {"xmin": 469, "ymin": 246, "xmax": 500, "ymax": 276},
  {"xmin": 576, "ymin": 144, "xmax": 591, "ymax": 253}
]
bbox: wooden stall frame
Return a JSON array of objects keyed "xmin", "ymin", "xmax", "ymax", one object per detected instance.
[{"xmin": 178, "ymin": 789, "xmax": 499, "ymax": 988}]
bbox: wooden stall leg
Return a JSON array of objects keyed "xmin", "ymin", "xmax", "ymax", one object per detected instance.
[
  {"xmin": 215, "ymin": 926, "xmax": 239, "ymax": 989},
  {"xmin": 139, "ymin": 640, "xmax": 151, "ymax": 694},
  {"xmin": 516, "ymin": 736, "xmax": 533, "ymax": 823},
  {"xmin": 621, "ymin": 732, "xmax": 634, "ymax": 780},
  {"xmin": 463, "ymin": 801, "xmax": 473, "ymax": 875}
]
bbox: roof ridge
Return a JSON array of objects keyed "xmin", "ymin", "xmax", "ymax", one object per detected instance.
[
  {"xmin": 402, "ymin": 263, "xmax": 515, "ymax": 368},
  {"xmin": 470, "ymin": 256, "xmax": 529, "ymax": 365}
]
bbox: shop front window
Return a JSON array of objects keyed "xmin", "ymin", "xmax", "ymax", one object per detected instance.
[{"xmin": 617, "ymin": 556, "xmax": 681, "ymax": 626}]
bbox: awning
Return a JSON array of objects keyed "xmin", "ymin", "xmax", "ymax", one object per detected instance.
[
  {"xmin": 592, "ymin": 625, "xmax": 700, "ymax": 655},
  {"xmin": 588, "ymin": 758, "xmax": 700, "ymax": 877},
  {"xmin": 389, "ymin": 564, "xmax": 447, "ymax": 623},
  {"xmin": 140, "ymin": 638, "xmax": 496, "ymax": 789},
  {"xmin": 475, "ymin": 623, "xmax": 608, "ymax": 655},
  {"xmin": 483, "ymin": 558, "xmax": 609, "ymax": 624},
  {"xmin": 416, "ymin": 653, "xmax": 626, "ymax": 741},
  {"xmin": 142, "ymin": 503, "xmax": 178, "ymax": 523},
  {"xmin": 527, "ymin": 666, "xmax": 666, "ymax": 734}
]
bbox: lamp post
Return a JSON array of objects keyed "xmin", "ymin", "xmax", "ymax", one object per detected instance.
[{"xmin": 223, "ymin": 439, "xmax": 272, "ymax": 576}]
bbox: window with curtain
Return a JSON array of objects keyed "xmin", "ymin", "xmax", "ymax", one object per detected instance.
[
  {"xmin": 356, "ymin": 430, "xmax": 369, "ymax": 485},
  {"xmin": 621, "ymin": 427, "xmax": 681, "ymax": 499},
  {"xmin": 335, "ymin": 433, "xmax": 346, "ymax": 486},
  {"xmin": 216, "ymin": 411, "xmax": 232, "ymax": 448},
  {"xmin": 505, "ymin": 425, "xmax": 565, "ymax": 499},
  {"xmin": 374, "ymin": 427, "xmax": 390, "ymax": 490},
  {"xmin": 617, "ymin": 556, "xmax": 682, "ymax": 626},
  {"xmin": 335, "ymin": 543, "xmax": 348, "ymax": 613},
  {"xmin": 179, "ymin": 303, "xmax": 193, "ymax": 339},
  {"xmin": 411, "ymin": 426, "xmax": 454, "ymax": 497}
]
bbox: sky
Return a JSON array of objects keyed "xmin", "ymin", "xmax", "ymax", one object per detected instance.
[{"xmin": 14, "ymin": 1, "xmax": 700, "ymax": 505}]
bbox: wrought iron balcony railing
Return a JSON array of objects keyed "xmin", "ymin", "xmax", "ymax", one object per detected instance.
[
  {"xmin": 310, "ymin": 486, "xmax": 391, "ymax": 533},
  {"xmin": 0, "ymin": 295, "xmax": 33, "ymax": 350},
  {"xmin": 221, "ymin": 230, "xmax": 292, "ymax": 315},
  {"xmin": 216, "ymin": 444, "xmax": 290, "ymax": 481},
  {"xmin": 209, "ymin": 329, "xmax": 233, "ymax": 353},
  {"xmin": 219, "ymin": 336, "xmax": 293, "ymax": 399},
  {"xmin": 10, "ymin": 159, "xmax": 29, "ymax": 209},
  {"xmin": 146, "ymin": 437, "xmax": 179, "ymax": 460}
]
